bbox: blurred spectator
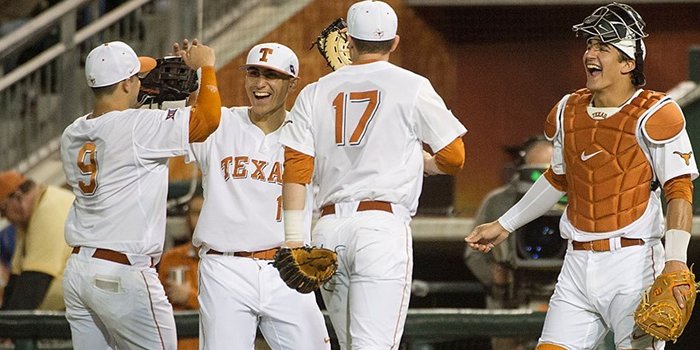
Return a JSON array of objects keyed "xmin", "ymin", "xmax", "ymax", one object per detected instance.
[
  {"xmin": 0, "ymin": 171, "xmax": 73, "ymax": 311},
  {"xmin": 0, "ymin": 225, "xmax": 15, "ymax": 271},
  {"xmin": 158, "ymin": 193, "xmax": 203, "ymax": 350},
  {"xmin": 0, "ymin": 225, "xmax": 16, "ymax": 306},
  {"xmin": 464, "ymin": 136, "xmax": 553, "ymax": 350}
]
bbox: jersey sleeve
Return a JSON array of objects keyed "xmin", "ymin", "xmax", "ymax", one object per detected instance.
[
  {"xmin": 132, "ymin": 107, "xmax": 191, "ymax": 160},
  {"xmin": 187, "ymin": 138, "xmax": 211, "ymax": 175},
  {"xmin": 545, "ymin": 98, "xmax": 567, "ymax": 175},
  {"xmin": 279, "ymin": 83, "xmax": 317, "ymax": 157},
  {"xmin": 647, "ymin": 129, "xmax": 699, "ymax": 186},
  {"xmin": 414, "ymin": 80, "xmax": 467, "ymax": 153}
]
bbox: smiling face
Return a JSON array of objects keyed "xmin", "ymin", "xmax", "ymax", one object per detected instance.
[
  {"xmin": 583, "ymin": 39, "xmax": 635, "ymax": 94},
  {"xmin": 245, "ymin": 66, "xmax": 298, "ymax": 118}
]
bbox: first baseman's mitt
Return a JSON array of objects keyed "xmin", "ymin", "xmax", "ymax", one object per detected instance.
[
  {"xmin": 272, "ymin": 246, "xmax": 338, "ymax": 294},
  {"xmin": 634, "ymin": 269, "xmax": 700, "ymax": 342},
  {"xmin": 312, "ymin": 18, "xmax": 352, "ymax": 71},
  {"xmin": 138, "ymin": 56, "xmax": 198, "ymax": 105}
]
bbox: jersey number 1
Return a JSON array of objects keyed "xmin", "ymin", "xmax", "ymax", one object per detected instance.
[
  {"xmin": 333, "ymin": 90, "xmax": 380, "ymax": 146},
  {"xmin": 77, "ymin": 142, "xmax": 99, "ymax": 195}
]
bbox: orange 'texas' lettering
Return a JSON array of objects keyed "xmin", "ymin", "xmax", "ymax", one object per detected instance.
[
  {"xmin": 268, "ymin": 161, "xmax": 282, "ymax": 184},
  {"xmin": 259, "ymin": 48, "xmax": 274, "ymax": 62},
  {"xmin": 77, "ymin": 142, "xmax": 98, "ymax": 195},
  {"xmin": 251, "ymin": 160, "xmax": 268, "ymax": 181},
  {"xmin": 233, "ymin": 156, "xmax": 249, "ymax": 178},
  {"xmin": 221, "ymin": 156, "xmax": 233, "ymax": 181},
  {"xmin": 220, "ymin": 156, "xmax": 282, "ymax": 185},
  {"xmin": 673, "ymin": 151, "xmax": 693, "ymax": 166}
]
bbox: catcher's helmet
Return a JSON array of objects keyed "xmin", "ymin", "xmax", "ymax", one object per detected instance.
[
  {"xmin": 573, "ymin": 2, "xmax": 648, "ymax": 86},
  {"xmin": 572, "ymin": 2, "xmax": 647, "ymax": 43}
]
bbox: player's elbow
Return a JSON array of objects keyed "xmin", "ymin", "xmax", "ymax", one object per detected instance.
[
  {"xmin": 436, "ymin": 156, "xmax": 464, "ymax": 175},
  {"xmin": 188, "ymin": 108, "xmax": 221, "ymax": 143},
  {"xmin": 435, "ymin": 138, "xmax": 465, "ymax": 175}
]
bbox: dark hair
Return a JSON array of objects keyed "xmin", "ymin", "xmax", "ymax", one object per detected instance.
[
  {"xmin": 613, "ymin": 46, "xmax": 646, "ymax": 87},
  {"xmin": 91, "ymin": 83, "xmax": 119, "ymax": 98},
  {"xmin": 352, "ymin": 37, "xmax": 395, "ymax": 55}
]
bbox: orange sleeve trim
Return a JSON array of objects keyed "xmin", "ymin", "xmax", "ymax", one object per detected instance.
[
  {"xmin": 644, "ymin": 103, "xmax": 684, "ymax": 142},
  {"xmin": 189, "ymin": 66, "xmax": 221, "ymax": 142},
  {"xmin": 283, "ymin": 147, "xmax": 314, "ymax": 184},
  {"xmin": 664, "ymin": 174, "xmax": 693, "ymax": 204},
  {"xmin": 435, "ymin": 138, "xmax": 465, "ymax": 175},
  {"xmin": 543, "ymin": 167, "xmax": 567, "ymax": 192}
]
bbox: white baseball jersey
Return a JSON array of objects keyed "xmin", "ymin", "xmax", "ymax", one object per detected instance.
[
  {"xmin": 187, "ymin": 107, "xmax": 313, "ymax": 251},
  {"xmin": 61, "ymin": 107, "xmax": 191, "ymax": 261},
  {"xmin": 279, "ymin": 61, "xmax": 466, "ymax": 217}
]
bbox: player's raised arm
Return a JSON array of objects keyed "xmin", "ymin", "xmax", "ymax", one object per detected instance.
[{"xmin": 175, "ymin": 39, "xmax": 221, "ymax": 142}]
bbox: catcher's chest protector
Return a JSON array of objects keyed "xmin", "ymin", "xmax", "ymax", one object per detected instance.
[{"xmin": 562, "ymin": 89, "xmax": 663, "ymax": 232}]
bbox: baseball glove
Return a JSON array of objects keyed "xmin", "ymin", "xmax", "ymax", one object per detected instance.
[
  {"xmin": 634, "ymin": 269, "xmax": 700, "ymax": 342},
  {"xmin": 272, "ymin": 246, "xmax": 338, "ymax": 294},
  {"xmin": 138, "ymin": 56, "xmax": 198, "ymax": 105},
  {"xmin": 312, "ymin": 18, "xmax": 352, "ymax": 71}
]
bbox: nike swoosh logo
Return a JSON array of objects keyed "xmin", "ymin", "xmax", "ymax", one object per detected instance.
[
  {"xmin": 581, "ymin": 150, "xmax": 603, "ymax": 161},
  {"xmin": 631, "ymin": 331, "xmax": 649, "ymax": 340}
]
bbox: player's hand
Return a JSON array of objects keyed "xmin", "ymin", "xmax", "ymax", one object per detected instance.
[
  {"xmin": 165, "ymin": 280, "xmax": 192, "ymax": 306},
  {"xmin": 177, "ymin": 39, "xmax": 216, "ymax": 69},
  {"xmin": 662, "ymin": 260, "xmax": 692, "ymax": 308},
  {"xmin": 465, "ymin": 221, "xmax": 510, "ymax": 253},
  {"xmin": 423, "ymin": 150, "xmax": 441, "ymax": 176},
  {"xmin": 282, "ymin": 240, "xmax": 304, "ymax": 249}
]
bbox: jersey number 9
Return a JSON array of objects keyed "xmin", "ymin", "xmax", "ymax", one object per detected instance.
[{"xmin": 77, "ymin": 142, "xmax": 99, "ymax": 195}]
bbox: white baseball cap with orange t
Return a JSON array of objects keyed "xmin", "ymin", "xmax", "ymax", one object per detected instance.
[
  {"xmin": 239, "ymin": 43, "xmax": 299, "ymax": 78},
  {"xmin": 85, "ymin": 41, "xmax": 157, "ymax": 88}
]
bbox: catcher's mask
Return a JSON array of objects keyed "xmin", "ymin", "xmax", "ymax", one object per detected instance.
[
  {"xmin": 138, "ymin": 56, "xmax": 199, "ymax": 106},
  {"xmin": 573, "ymin": 2, "xmax": 648, "ymax": 86}
]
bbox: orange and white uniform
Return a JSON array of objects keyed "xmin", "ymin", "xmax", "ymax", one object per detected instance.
[
  {"xmin": 280, "ymin": 60, "xmax": 466, "ymax": 349},
  {"xmin": 499, "ymin": 88, "xmax": 697, "ymax": 350},
  {"xmin": 187, "ymin": 106, "xmax": 329, "ymax": 350},
  {"xmin": 61, "ymin": 41, "xmax": 221, "ymax": 350}
]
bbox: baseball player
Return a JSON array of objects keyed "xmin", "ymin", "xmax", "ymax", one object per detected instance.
[
  {"xmin": 186, "ymin": 43, "xmax": 330, "ymax": 350},
  {"xmin": 467, "ymin": 3, "xmax": 697, "ymax": 350},
  {"xmin": 279, "ymin": 1, "xmax": 467, "ymax": 349},
  {"xmin": 60, "ymin": 39, "xmax": 221, "ymax": 350}
]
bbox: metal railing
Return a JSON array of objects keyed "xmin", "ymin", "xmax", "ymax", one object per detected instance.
[
  {"xmin": 0, "ymin": 0, "xmax": 263, "ymax": 172},
  {"xmin": 0, "ymin": 309, "xmax": 549, "ymax": 350}
]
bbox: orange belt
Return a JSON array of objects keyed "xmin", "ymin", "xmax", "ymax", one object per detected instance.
[
  {"xmin": 72, "ymin": 246, "xmax": 146, "ymax": 266},
  {"xmin": 207, "ymin": 247, "xmax": 279, "ymax": 260},
  {"xmin": 321, "ymin": 201, "xmax": 393, "ymax": 217},
  {"xmin": 572, "ymin": 238, "xmax": 644, "ymax": 252}
]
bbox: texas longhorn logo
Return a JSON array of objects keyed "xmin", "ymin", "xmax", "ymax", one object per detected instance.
[{"xmin": 673, "ymin": 151, "xmax": 693, "ymax": 166}]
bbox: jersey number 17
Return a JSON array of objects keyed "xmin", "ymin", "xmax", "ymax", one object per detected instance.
[{"xmin": 333, "ymin": 90, "xmax": 380, "ymax": 146}]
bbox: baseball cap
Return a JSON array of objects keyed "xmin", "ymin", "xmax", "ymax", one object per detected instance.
[
  {"xmin": 611, "ymin": 38, "xmax": 646, "ymax": 61},
  {"xmin": 0, "ymin": 171, "xmax": 26, "ymax": 205},
  {"xmin": 85, "ymin": 41, "xmax": 157, "ymax": 88},
  {"xmin": 347, "ymin": 0, "xmax": 397, "ymax": 42},
  {"xmin": 239, "ymin": 43, "xmax": 299, "ymax": 78}
]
